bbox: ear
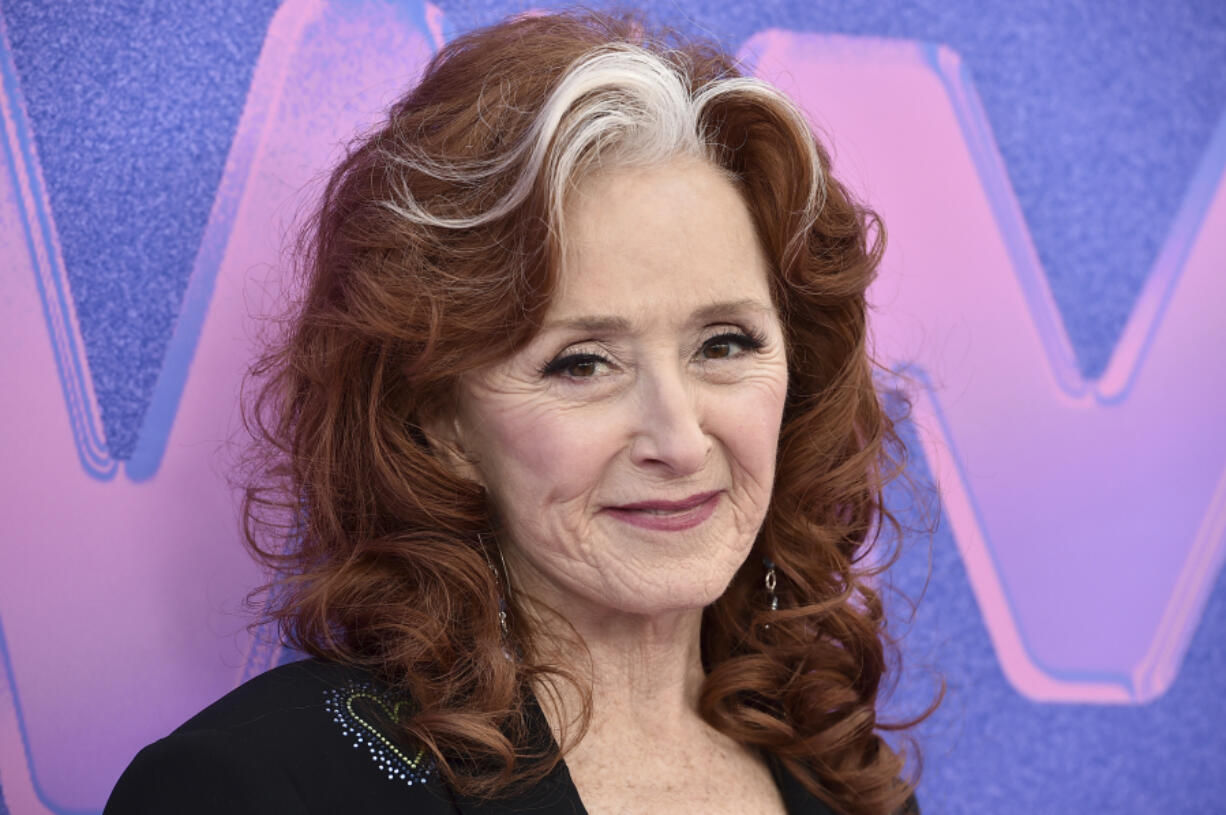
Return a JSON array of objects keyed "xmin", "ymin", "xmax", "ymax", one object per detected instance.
[{"xmin": 421, "ymin": 411, "xmax": 485, "ymax": 488}]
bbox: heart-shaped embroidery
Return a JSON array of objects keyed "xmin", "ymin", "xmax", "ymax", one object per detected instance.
[{"xmin": 325, "ymin": 681, "xmax": 434, "ymax": 786}]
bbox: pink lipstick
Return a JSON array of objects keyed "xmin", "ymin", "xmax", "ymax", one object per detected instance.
[{"xmin": 604, "ymin": 490, "xmax": 721, "ymax": 531}]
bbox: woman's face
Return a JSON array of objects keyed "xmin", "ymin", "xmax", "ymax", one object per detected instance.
[{"xmin": 450, "ymin": 157, "xmax": 789, "ymax": 623}]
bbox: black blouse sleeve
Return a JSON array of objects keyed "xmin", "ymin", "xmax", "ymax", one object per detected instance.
[
  {"xmin": 104, "ymin": 728, "xmax": 308, "ymax": 815},
  {"xmin": 103, "ymin": 660, "xmax": 455, "ymax": 815}
]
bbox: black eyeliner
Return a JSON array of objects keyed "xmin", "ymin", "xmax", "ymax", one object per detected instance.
[{"xmin": 539, "ymin": 351, "xmax": 608, "ymax": 377}]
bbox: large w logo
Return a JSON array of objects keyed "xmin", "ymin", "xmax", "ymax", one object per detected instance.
[
  {"xmin": 745, "ymin": 31, "xmax": 1226, "ymax": 705},
  {"xmin": 0, "ymin": 2, "xmax": 1222, "ymax": 812}
]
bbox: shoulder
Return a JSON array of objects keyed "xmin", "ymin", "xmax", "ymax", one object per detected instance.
[{"xmin": 105, "ymin": 659, "xmax": 453, "ymax": 815}]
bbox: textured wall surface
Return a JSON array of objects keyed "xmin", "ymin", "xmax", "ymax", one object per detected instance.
[{"xmin": 1, "ymin": 0, "xmax": 1223, "ymax": 813}]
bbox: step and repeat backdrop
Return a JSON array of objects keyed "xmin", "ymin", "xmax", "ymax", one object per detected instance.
[{"xmin": 1, "ymin": 1, "xmax": 1223, "ymax": 812}]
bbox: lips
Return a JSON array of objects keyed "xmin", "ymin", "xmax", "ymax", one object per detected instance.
[
  {"xmin": 604, "ymin": 490, "xmax": 721, "ymax": 531},
  {"xmin": 611, "ymin": 490, "xmax": 721, "ymax": 512}
]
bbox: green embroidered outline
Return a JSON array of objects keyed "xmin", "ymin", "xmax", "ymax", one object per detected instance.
[{"xmin": 345, "ymin": 691, "xmax": 426, "ymax": 769}]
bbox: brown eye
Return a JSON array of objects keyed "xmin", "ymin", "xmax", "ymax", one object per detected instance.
[
  {"xmin": 541, "ymin": 352, "xmax": 609, "ymax": 379},
  {"xmin": 700, "ymin": 331, "xmax": 764, "ymax": 361},
  {"xmin": 567, "ymin": 359, "xmax": 599, "ymax": 377}
]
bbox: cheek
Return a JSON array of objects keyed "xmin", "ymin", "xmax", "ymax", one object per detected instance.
[
  {"xmin": 476, "ymin": 402, "xmax": 614, "ymax": 507},
  {"xmin": 722, "ymin": 375, "xmax": 788, "ymax": 484}
]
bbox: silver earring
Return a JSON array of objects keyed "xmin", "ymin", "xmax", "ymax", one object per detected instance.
[
  {"xmin": 763, "ymin": 557, "xmax": 778, "ymax": 629},
  {"xmin": 478, "ymin": 533, "xmax": 510, "ymax": 637}
]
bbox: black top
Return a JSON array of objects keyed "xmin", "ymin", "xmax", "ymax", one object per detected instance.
[{"xmin": 105, "ymin": 659, "xmax": 917, "ymax": 814}]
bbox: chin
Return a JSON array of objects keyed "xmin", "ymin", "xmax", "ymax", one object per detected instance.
[{"xmin": 595, "ymin": 568, "xmax": 738, "ymax": 618}]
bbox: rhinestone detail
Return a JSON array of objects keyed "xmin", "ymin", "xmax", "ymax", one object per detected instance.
[{"xmin": 324, "ymin": 681, "xmax": 434, "ymax": 787}]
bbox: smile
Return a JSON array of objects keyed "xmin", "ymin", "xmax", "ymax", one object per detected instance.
[{"xmin": 604, "ymin": 491, "xmax": 721, "ymax": 531}]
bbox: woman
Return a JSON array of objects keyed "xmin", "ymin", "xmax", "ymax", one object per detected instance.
[{"xmin": 106, "ymin": 9, "xmax": 938, "ymax": 815}]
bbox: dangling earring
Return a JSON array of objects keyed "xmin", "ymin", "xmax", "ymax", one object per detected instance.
[
  {"xmin": 495, "ymin": 546, "xmax": 511, "ymax": 638},
  {"xmin": 478, "ymin": 533, "xmax": 511, "ymax": 638},
  {"xmin": 763, "ymin": 556, "xmax": 779, "ymax": 629}
]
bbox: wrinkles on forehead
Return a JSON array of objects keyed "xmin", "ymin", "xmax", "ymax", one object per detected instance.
[{"xmin": 538, "ymin": 299, "xmax": 776, "ymax": 336}]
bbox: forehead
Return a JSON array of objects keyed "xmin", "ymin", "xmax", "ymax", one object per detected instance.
[{"xmin": 550, "ymin": 158, "xmax": 775, "ymax": 322}]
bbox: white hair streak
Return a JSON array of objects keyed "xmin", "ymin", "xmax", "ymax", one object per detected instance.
[{"xmin": 380, "ymin": 41, "xmax": 826, "ymax": 239}]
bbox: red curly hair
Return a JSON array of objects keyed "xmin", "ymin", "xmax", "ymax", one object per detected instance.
[{"xmin": 242, "ymin": 9, "xmax": 941, "ymax": 814}]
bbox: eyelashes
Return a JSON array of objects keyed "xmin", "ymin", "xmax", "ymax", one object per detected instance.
[
  {"xmin": 699, "ymin": 328, "xmax": 768, "ymax": 360},
  {"xmin": 538, "ymin": 328, "xmax": 769, "ymax": 380}
]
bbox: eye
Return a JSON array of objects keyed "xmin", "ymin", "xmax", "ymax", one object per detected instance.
[
  {"xmin": 540, "ymin": 352, "xmax": 611, "ymax": 380},
  {"xmin": 698, "ymin": 329, "xmax": 766, "ymax": 360}
]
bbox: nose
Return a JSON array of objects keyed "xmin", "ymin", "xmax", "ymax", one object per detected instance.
[{"xmin": 628, "ymin": 362, "xmax": 710, "ymax": 475}]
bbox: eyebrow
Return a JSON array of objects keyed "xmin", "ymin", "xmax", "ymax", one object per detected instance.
[{"xmin": 539, "ymin": 299, "xmax": 773, "ymax": 334}]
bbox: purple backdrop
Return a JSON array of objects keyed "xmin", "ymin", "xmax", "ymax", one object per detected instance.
[{"xmin": 1, "ymin": 1, "xmax": 1224, "ymax": 812}]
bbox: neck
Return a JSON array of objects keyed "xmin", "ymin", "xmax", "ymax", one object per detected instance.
[{"xmin": 510, "ymin": 569, "xmax": 708, "ymax": 747}]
